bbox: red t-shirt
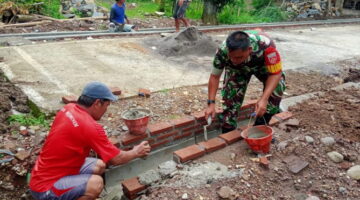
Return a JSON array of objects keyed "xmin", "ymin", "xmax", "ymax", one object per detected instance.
[{"xmin": 29, "ymin": 103, "xmax": 120, "ymax": 192}]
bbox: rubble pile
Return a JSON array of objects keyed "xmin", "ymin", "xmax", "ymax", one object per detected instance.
[
  {"xmin": 285, "ymin": 0, "xmax": 342, "ymax": 19},
  {"xmin": 61, "ymin": 0, "xmax": 108, "ymax": 18}
]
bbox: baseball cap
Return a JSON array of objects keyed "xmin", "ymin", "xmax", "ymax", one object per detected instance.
[{"xmin": 81, "ymin": 81, "xmax": 118, "ymax": 101}]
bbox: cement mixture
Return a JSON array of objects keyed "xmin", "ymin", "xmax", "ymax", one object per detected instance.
[
  {"xmin": 121, "ymin": 108, "xmax": 151, "ymax": 120},
  {"xmin": 144, "ymin": 27, "xmax": 220, "ymax": 57}
]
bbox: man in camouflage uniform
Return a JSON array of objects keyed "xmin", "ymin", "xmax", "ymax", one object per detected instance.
[{"xmin": 205, "ymin": 30, "xmax": 286, "ymax": 133}]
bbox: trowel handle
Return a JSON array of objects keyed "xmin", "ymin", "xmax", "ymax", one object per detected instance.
[{"xmin": 207, "ymin": 116, "xmax": 212, "ymax": 125}]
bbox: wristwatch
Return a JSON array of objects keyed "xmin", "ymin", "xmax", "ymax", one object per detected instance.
[{"xmin": 207, "ymin": 99, "xmax": 215, "ymax": 105}]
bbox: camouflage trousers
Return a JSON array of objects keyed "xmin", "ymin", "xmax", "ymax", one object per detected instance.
[{"xmin": 219, "ymin": 65, "xmax": 286, "ymax": 130}]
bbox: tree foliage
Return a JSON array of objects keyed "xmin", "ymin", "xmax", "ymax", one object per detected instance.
[{"xmin": 207, "ymin": 0, "xmax": 236, "ymax": 12}]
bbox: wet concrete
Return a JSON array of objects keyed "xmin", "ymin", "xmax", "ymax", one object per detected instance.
[
  {"xmin": 105, "ymin": 129, "xmax": 220, "ymax": 187},
  {"xmin": 0, "ymin": 24, "xmax": 359, "ymax": 112}
]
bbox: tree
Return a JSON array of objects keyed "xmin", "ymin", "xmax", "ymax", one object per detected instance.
[{"xmin": 202, "ymin": 0, "xmax": 235, "ymax": 25}]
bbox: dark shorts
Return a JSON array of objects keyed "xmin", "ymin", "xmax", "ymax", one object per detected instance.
[
  {"xmin": 173, "ymin": 1, "xmax": 190, "ymax": 19},
  {"xmin": 30, "ymin": 157, "xmax": 99, "ymax": 200}
]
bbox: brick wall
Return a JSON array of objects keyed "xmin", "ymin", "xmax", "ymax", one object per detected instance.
[{"xmin": 118, "ymin": 101, "xmax": 258, "ymax": 151}]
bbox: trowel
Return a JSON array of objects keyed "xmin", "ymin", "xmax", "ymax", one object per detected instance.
[{"xmin": 203, "ymin": 116, "xmax": 212, "ymax": 141}]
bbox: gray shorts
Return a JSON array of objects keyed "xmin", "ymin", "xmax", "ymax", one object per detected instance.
[
  {"xmin": 109, "ymin": 23, "xmax": 135, "ymax": 32},
  {"xmin": 30, "ymin": 157, "xmax": 99, "ymax": 200},
  {"xmin": 173, "ymin": 0, "xmax": 190, "ymax": 19}
]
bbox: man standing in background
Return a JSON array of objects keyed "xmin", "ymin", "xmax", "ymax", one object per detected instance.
[{"xmin": 173, "ymin": 0, "xmax": 191, "ymax": 32}]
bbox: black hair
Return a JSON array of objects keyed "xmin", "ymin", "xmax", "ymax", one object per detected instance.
[
  {"xmin": 226, "ymin": 31, "xmax": 250, "ymax": 52},
  {"xmin": 77, "ymin": 95, "xmax": 109, "ymax": 108}
]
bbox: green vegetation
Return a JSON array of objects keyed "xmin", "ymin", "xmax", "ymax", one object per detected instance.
[
  {"xmin": 8, "ymin": 113, "xmax": 50, "ymax": 128},
  {"xmin": 0, "ymin": 0, "xmax": 63, "ymax": 19},
  {"xmin": 218, "ymin": 0, "xmax": 290, "ymax": 24}
]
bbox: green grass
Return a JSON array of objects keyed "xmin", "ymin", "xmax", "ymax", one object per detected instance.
[
  {"xmin": 96, "ymin": 0, "xmax": 159, "ymax": 19},
  {"xmin": 7, "ymin": 113, "xmax": 50, "ymax": 128},
  {"xmin": 96, "ymin": 0, "xmax": 203, "ymax": 20},
  {"xmin": 218, "ymin": 3, "xmax": 290, "ymax": 24}
]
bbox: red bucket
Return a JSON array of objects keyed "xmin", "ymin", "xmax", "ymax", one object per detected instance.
[
  {"xmin": 240, "ymin": 125, "xmax": 273, "ymax": 154},
  {"xmin": 121, "ymin": 109, "xmax": 151, "ymax": 135}
]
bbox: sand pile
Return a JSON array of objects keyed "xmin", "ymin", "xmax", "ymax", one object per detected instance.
[{"xmin": 145, "ymin": 27, "xmax": 219, "ymax": 57}]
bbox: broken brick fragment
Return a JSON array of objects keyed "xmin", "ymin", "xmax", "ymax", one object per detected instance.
[
  {"xmin": 138, "ymin": 88, "xmax": 151, "ymax": 97},
  {"xmin": 110, "ymin": 86, "xmax": 122, "ymax": 95},
  {"xmin": 122, "ymin": 177, "xmax": 146, "ymax": 200},
  {"xmin": 15, "ymin": 150, "xmax": 30, "ymax": 161},
  {"xmin": 62, "ymin": 95, "xmax": 78, "ymax": 104},
  {"xmin": 259, "ymin": 157, "xmax": 269, "ymax": 168}
]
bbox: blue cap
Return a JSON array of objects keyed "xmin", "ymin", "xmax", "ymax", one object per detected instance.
[{"xmin": 81, "ymin": 81, "xmax": 118, "ymax": 101}]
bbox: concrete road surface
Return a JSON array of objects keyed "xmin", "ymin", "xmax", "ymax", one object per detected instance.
[{"xmin": 0, "ymin": 24, "xmax": 359, "ymax": 112}]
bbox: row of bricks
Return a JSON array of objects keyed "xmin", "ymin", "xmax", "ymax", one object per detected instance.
[
  {"xmin": 118, "ymin": 107, "xmax": 255, "ymax": 150},
  {"xmin": 174, "ymin": 111, "xmax": 293, "ymax": 163},
  {"xmin": 121, "ymin": 111, "xmax": 293, "ymax": 199}
]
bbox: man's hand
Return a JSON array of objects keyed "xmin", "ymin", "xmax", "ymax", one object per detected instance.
[
  {"xmin": 133, "ymin": 141, "xmax": 151, "ymax": 158},
  {"xmin": 205, "ymin": 103, "xmax": 216, "ymax": 121},
  {"xmin": 255, "ymin": 98, "xmax": 268, "ymax": 117}
]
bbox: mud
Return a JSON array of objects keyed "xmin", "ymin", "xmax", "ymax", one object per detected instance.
[
  {"xmin": 0, "ymin": 70, "xmax": 30, "ymax": 134},
  {"xmin": 144, "ymin": 27, "xmax": 220, "ymax": 57}
]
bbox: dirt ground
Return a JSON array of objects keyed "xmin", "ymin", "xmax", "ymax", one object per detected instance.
[
  {"xmin": 0, "ymin": 17, "xmax": 199, "ymax": 34},
  {"xmin": 144, "ymin": 86, "xmax": 360, "ymax": 200}
]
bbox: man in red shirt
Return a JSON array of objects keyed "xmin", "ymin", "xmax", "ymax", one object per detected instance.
[{"xmin": 29, "ymin": 82, "xmax": 151, "ymax": 200}]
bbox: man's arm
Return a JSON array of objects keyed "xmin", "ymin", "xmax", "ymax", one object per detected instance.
[
  {"xmin": 125, "ymin": 15, "xmax": 130, "ymax": 24},
  {"xmin": 256, "ymin": 73, "xmax": 281, "ymax": 117},
  {"xmin": 109, "ymin": 8, "xmax": 118, "ymax": 24},
  {"xmin": 109, "ymin": 141, "xmax": 150, "ymax": 166},
  {"xmin": 205, "ymin": 74, "xmax": 221, "ymax": 119}
]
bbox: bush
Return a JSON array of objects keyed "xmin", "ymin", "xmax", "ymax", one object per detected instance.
[
  {"xmin": 252, "ymin": 0, "xmax": 273, "ymax": 10},
  {"xmin": 253, "ymin": 6, "xmax": 289, "ymax": 22}
]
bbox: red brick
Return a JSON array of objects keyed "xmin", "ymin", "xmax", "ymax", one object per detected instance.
[
  {"xmin": 62, "ymin": 95, "xmax": 78, "ymax": 104},
  {"xmin": 172, "ymin": 117, "xmax": 195, "ymax": 128},
  {"xmin": 198, "ymin": 137, "xmax": 227, "ymax": 153},
  {"xmin": 238, "ymin": 114, "xmax": 249, "ymax": 121},
  {"xmin": 150, "ymin": 139, "xmax": 170, "ymax": 149},
  {"xmin": 157, "ymin": 131, "xmax": 178, "ymax": 140},
  {"xmin": 146, "ymin": 138, "xmax": 155, "ymax": 144},
  {"xmin": 191, "ymin": 111, "xmax": 205, "ymax": 121},
  {"xmin": 148, "ymin": 122, "xmax": 173, "ymax": 135},
  {"xmin": 110, "ymin": 86, "xmax": 122, "ymax": 95},
  {"xmin": 174, "ymin": 131, "xmax": 193, "ymax": 140},
  {"xmin": 109, "ymin": 136, "xmax": 120, "ymax": 148},
  {"xmin": 121, "ymin": 133, "xmax": 148, "ymax": 146},
  {"xmin": 195, "ymin": 129, "xmax": 205, "ymax": 135},
  {"xmin": 182, "ymin": 125, "xmax": 199, "ymax": 133},
  {"xmin": 259, "ymin": 156, "xmax": 269, "ymax": 168},
  {"xmin": 275, "ymin": 111, "xmax": 293, "ymax": 121},
  {"xmin": 138, "ymin": 88, "xmax": 151, "ymax": 97},
  {"xmin": 241, "ymin": 100, "xmax": 257, "ymax": 109},
  {"xmin": 122, "ymin": 177, "xmax": 146, "ymax": 199},
  {"xmin": 173, "ymin": 144, "xmax": 205, "ymax": 163},
  {"xmin": 218, "ymin": 130, "xmax": 242, "ymax": 144},
  {"xmin": 269, "ymin": 117, "xmax": 280, "ymax": 126}
]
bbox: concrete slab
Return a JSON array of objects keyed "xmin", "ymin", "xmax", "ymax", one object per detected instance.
[
  {"xmin": 1, "ymin": 24, "xmax": 359, "ymax": 112},
  {"xmin": 0, "ymin": 38, "xmax": 210, "ymax": 111}
]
